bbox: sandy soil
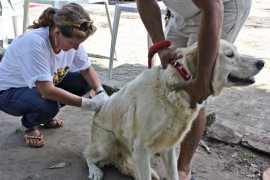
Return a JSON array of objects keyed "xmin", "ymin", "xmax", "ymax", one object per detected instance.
[{"xmin": 0, "ymin": 0, "xmax": 269, "ymax": 180}]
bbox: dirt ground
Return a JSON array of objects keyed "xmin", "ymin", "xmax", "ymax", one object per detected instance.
[{"xmin": 0, "ymin": 0, "xmax": 270, "ymax": 180}]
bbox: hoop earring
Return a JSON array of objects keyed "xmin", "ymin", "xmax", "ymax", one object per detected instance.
[{"xmin": 54, "ymin": 35, "xmax": 58, "ymax": 47}]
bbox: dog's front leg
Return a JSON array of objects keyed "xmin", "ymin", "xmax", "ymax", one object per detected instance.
[
  {"xmin": 86, "ymin": 157, "xmax": 103, "ymax": 180},
  {"xmin": 132, "ymin": 139, "xmax": 152, "ymax": 180},
  {"xmin": 160, "ymin": 147, "xmax": 178, "ymax": 180}
]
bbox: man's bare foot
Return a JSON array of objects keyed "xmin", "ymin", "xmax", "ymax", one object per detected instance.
[{"xmin": 178, "ymin": 170, "xmax": 192, "ymax": 180}]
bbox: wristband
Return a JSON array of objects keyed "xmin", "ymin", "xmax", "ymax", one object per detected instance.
[
  {"xmin": 148, "ymin": 40, "xmax": 171, "ymax": 68},
  {"xmin": 81, "ymin": 97, "xmax": 88, "ymax": 108},
  {"xmin": 95, "ymin": 87, "xmax": 105, "ymax": 95}
]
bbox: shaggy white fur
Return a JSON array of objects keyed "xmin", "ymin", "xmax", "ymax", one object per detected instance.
[{"xmin": 84, "ymin": 39, "xmax": 264, "ymax": 180}]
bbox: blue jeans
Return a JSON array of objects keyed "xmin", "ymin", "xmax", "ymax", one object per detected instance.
[{"xmin": 0, "ymin": 71, "xmax": 90, "ymax": 129}]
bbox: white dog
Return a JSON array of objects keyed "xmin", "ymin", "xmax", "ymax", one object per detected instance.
[{"xmin": 84, "ymin": 40, "xmax": 264, "ymax": 180}]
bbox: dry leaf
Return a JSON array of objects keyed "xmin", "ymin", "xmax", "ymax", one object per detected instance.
[{"xmin": 48, "ymin": 162, "xmax": 66, "ymax": 169}]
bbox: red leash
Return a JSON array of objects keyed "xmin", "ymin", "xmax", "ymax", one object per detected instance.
[
  {"xmin": 148, "ymin": 40, "xmax": 191, "ymax": 81},
  {"xmin": 148, "ymin": 40, "xmax": 171, "ymax": 69}
]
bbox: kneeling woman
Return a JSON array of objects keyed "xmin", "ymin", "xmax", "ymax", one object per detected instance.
[{"xmin": 0, "ymin": 3, "xmax": 108, "ymax": 148}]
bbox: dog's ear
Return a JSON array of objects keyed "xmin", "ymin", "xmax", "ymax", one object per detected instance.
[{"xmin": 210, "ymin": 40, "xmax": 232, "ymax": 96}]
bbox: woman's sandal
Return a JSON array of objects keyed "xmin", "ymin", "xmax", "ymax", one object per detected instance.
[
  {"xmin": 24, "ymin": 127, "xmax": 45, "ymax": 148},
  {"xmin": 43, "ymin": 118, "xmax": 64, "ymax": 128}
]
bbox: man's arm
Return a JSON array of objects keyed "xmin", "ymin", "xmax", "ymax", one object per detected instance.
[
  {"xmin": 136, "ymin": 0, "xmax": 182, "ymax": 68},
  {"xmin": 136, "ymin": 0, "xmax": 164, "ymax": 43},
  {"xmin": 172, "ymin": 0, "xmax": 224, "ymax": 108}
]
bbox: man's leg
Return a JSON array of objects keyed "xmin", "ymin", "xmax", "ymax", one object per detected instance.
[
  {"xmin": 171, "ymin": 1, "xmax": 251, "ymax": 178},
  {"xmin": 222, "ymin": 0, "xmax": 252, "ymax": 43},
  {"xmin": 177, "ymin": 108, "xmax": 206, "ymax": 180},
  {"xmin": 164, "ymin": 18, "xmax": 201, "ymax": 180}
]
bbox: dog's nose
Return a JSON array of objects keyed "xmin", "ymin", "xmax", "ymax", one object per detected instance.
[{"xmin": 256, "ymin": 60, "xmax": 265, "ymax": 70}]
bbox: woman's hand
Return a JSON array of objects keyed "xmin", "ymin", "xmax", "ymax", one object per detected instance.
[{"xmin": 81, "ymin": 92, "xmax": 109, "ymax": 111}]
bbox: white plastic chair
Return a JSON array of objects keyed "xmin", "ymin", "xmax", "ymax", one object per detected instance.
[
  {"xmin": 22, "ymin": 0, "xmax": 112, "ymax": 34},
  {"xmin": 108, "ymin": 2, "xmax": 166, "ymax": 79},
  {"xmin": 1, "ymin": 0, "xmax": 21, "ymax": 48}
]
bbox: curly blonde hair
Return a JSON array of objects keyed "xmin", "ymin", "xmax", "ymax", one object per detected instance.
[{"xmin": 28, "ymin": 3, "xmax": 97, "ymax": 39}]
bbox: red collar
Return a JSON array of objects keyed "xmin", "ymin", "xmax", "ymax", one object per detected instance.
[
  {"xmin": 148, "ymin": 40, "xmax": 191, "ymax": 81},
  {"xmin": 169, "ymin": 60, "xmax": 191, "ymax": 81}
]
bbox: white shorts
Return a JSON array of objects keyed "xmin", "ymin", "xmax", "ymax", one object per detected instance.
[
  {"xmin": 164, "ymin": 0, "xmax": 252, "ymax": 105},
  {"xmin": 164, "ymin": 0, "xmax": 252, "ymax": 48}
]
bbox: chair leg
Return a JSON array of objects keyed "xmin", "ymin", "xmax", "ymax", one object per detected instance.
[
  {"xmin": 12, "ymin": 16, "xmax": 18, "ymax": 36},
  {"xmin": 103, "ymin": 1, "xmax": 112, "ymax": 34},
  {"xmin": 109, "ymin": 6, "xmax": 121, "ymax": 79},
  {"xmin": 103, "ymin": 0, "xmax": 117, "ymax": 60},
  {"xmin": 2, "ymin": 15, "xmax": 9, "ymax": 48},
  {"xmin": 22, "ymin": 1, "xmax": 29, "ymax": 33}
]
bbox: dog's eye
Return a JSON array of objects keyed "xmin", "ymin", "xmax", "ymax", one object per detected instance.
[{"xmin": 226, "ymin": 52, "xmax": 234, "ymax": 58}]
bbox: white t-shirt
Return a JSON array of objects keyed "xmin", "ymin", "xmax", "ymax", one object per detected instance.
[{"xmin": 0, "ymin": 27, "xmax": 91, "ymax": 90}]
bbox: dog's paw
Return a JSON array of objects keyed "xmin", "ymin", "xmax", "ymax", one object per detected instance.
[
  {"xmin": 151, "ymin": 168, "xmax": 160, "ymax": 180},
  {"xmin": 88, "ymin": 164, "xmax": 103, "ymax": 180}
]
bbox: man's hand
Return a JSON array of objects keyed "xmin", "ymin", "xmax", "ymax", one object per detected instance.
[
  {"xmin": 157, "ymin": 47, "xmax": 182, "ymax": 69},
  {"xmin": 171, "ymin": 77, "xmax": 213, "ymax": 109},
  {"xmin": 81, "ymin": 92, "xmax": 109, "ymax": 111}
]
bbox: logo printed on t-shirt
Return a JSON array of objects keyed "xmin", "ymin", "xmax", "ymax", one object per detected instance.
[{"xmin": 53, "ymin": 66, "xmax": 69, "ymax": 85}]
